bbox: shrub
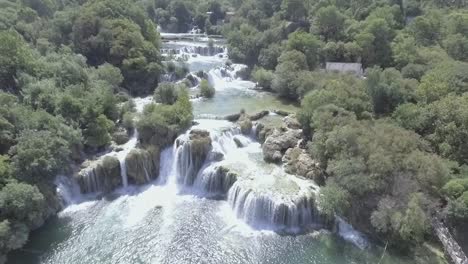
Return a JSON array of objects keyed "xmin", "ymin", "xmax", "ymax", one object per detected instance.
[
  {"xmin": 199, "ymin": 80, "xmax": 215, "ymax": 98},
  {"xmin": 252, "ymin": 67, "xmax": 274, "ymax": 90},
  {"xmin": 154, "ymin": 82, "xmax": 182, "ymax": 105}
]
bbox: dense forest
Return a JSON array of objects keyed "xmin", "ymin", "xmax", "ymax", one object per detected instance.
[
  {"xmin": 223, "ymin": 0, "xmax": 468, "ymax": 259},
  {"xmin": 0, "ymin": 0, "xmax": 467, "ymax": 262}
]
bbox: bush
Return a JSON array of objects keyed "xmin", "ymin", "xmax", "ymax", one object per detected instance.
[
  {"xmin": 122, "ymin": 112, "xmax": 135, "ymax": 131},
  {"xmin": 199, "ymin": 80, "xmax": 215, "ymax": 98},
  {"xmin": 252, "ymin": 67, "xmax": 274, "ymax": 90},
  {"xmin": 137, "ymin": 90, "xmax": 193, "ymax": 146},
  {"xmin": 154, "ymin": 82, "xmax": 182, "ymax": 105}
]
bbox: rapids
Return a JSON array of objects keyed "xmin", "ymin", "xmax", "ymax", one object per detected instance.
[{"xmin": 8, "ymin": 35, "xmax": 416, "ymax": 264}]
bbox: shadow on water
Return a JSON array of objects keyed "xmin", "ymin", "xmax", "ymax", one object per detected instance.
[{"xmin": 7, "ymin": 216, "xmax": 73, "ymax": 263}]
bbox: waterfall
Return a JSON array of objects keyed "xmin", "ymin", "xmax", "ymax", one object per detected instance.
[
  {"xmin": 162, "ymin": 46, "xmax": 226, "ymax": 57},
  {"xmin": 55, "ymin": 175, "xmax": 82, "ymax": 206},
  {"xmin": 193, "ymin": 165, "xmax": 237, "ymax": 197},
  {"xmin": 227, "ymin": 181, "xmax": 322, "ymax": 231},
  {"xmin": 336, "ymin": 217, "xmax": 369, "ymax": 249},
  {"xmin": 77, "ymin": 167, "xmax": 101, "ymax": 194},
  {"xmin": 173, "ymin": 129, "xmax": 212, "ymax": 186}
]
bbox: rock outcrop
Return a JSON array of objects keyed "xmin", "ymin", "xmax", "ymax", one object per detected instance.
[
  {"xmin": 237, "ymin": 114, "xmax": 252, "ymax": 135},
  {"xmin": 254, "ymin": 122, "xmax": 274, "ymax": 144},
  {"xmin": 76, "ymin": 156, "xmax": 122, "ymax": 194},
  {"xmin": 249, "ymin": 110, "xmax": 269, "ymax": 121},
  {"xmin": 283, "ymin": 147, "xmax": 322, "ymax": 182},
  {"xmin": 283, "ymin": 114, "xmax": 301, "ymax": 130},
  {"xmin": 125, "ymin": 147, "xmax": 160, "ymax": 185},
  {"xmin": 262, "ymin": 128, "xmax": 302, "ymax": 163}
]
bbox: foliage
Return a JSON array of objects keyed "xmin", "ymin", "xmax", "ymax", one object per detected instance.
[
  {"xmin": 154, "ymin": 82, "xmax": 182, "ymax": 105},
  {"xmin": 0, "ymin": 31, "xmax": 35, "ymax": 91},
  {"xmin": 11, "ymin": 130, "xmax": 71, "ymax": 183},
  {"xmin": 366, "ymin": 67, "xmax": 417, "ymax": 115},
  {"xmin": 137, "ymin": 90, "xmax": 193, "ymax": 147},
  {"xmin": 199, "ymin": 79, "xmax": 215, "ymax": 98},
  {"xmin": 252, "ymin": 67, "xmax": 274, "ymax": 90}
]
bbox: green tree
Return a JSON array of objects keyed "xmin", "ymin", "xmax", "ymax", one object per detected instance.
[
  {"xmin": 0, "ymin": 31, "xmax": 34, "ymax": 91},
  {"xmin": 444, "ymin": 34, "xmax": 468, "ymax": 62},
  {"xmin": 0, "ymin": 182, "xmax": 46, "ymax": 227},
  {"xmin": 366, "ymin": 67, "xmax": 417, "ymax": 115},
  {"xmin": 281, "ymin": 0, "xmax": 306, "ymax": 21},
  {"xmin": 252, "ymin": 67, "xmax": 275, "ymax": 90},
  {"xmin": 286, "ymin": 31, "xmax": 322, "ymax": 69},
  {"xmin": 83, "ymin": 114, "xmax": 114, "ymax": 149},
  {"xmin": 11, "ymin": 130, "xmax": 70, "ymax": 182},
  {"xmin": 314, "ymin": 6, "xmax": 346, "ymax": 41},
  {"xmin": 154, "ymin": 82, "xmax": 181, "ymax": 105},
  {"xmin": 199, "ymin": 79, "xmax": 215, "ymax": 98}
]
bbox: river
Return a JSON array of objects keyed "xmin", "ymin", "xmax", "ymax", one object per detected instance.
[{"xmin": 8, "ymin": 35, "xmax": 415, "ymax": 264}]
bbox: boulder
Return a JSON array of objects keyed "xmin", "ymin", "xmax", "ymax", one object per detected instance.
[
  {"xmin": 208, "ymin": 151, "xmax": 224, "ymax": 162},
  {"xmin": 185, "ymin": 73, "xmax": 199, "ymax": 87},
  {"xmin": 238, "ymin": 115, "xmax": 252, "ymax": 135},
  {"xmin": 125, "ymin": 147, "xmax": 160, "ymax": 185},
  {"xmin": 225, "ymin": 113, "xmax": 241, "ymax": 122},
  {"xmin": 233, "ymin": 136, "xmax": 244, "ymax": 148},
  {"xmin": 283, "ymin": 147, "xmax": 321, "ymax": 180},
  {"xmin": 273, "ymin": 110, "xmax": 291, "ymax": 116},
  {"xmin": 283, "ymin": 115, "xmax": 302, "ymax": 130},
  {"xmin": 249, "ymin": 110, "xmax": 269, "ymax": 121},
  {"xmin": 254, "ymin": 122, "xmax": 274, "ymax": 144},
  {"xmin": 262, "ymin": 129, "xmax": 302, "ymax": 163}
]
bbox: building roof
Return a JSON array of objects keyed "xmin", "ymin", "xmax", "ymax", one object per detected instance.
[{"xmin": 325, "ymin": 62, "xmax": 363, "ymax": 76}]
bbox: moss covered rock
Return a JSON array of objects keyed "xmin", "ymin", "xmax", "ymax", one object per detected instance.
[
  {"xmin": 237, "ymin": 115, "xmax": 253, "ymax": 135},
  {"xmin": 125, "ymin": 147, "xmax": 160, "ymax": 185},
  {"xmin": 77, "ymin": 156, "xmax": 122, "ymax": 194}
]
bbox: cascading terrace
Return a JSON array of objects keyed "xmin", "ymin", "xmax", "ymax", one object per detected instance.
[{"xmin": 165, "ymin": 119, "xmax": 325, "ymax": 232}]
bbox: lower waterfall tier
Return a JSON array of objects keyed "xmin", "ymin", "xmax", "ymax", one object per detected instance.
[{"xmin": 227, "ymin": 179, "xmax": 323, "ymax": 232}]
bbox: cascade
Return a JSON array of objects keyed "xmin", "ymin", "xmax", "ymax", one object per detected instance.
[
  {"xmin": 55, "ymin": 175, "xmax": 82, "ymax": 206},
  {"xmin": 75, "ymin": 97, "xmax": 152, "ymax": 194},
  {"xmin": 336, "ymin": 216, "xmax": 369, "ymax": 249},
  {"xmin": 77, "ymin": 167, "xmax": 102, "ymax": 194},
  {"xmin": 227, "ymin": 180, "xmax": 322, "ymax": 231},
  {"xmin": 193, "ymin": 165, "xmax": 237, "ymax": 197}
]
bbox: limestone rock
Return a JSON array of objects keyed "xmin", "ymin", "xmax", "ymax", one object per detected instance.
[
  {"xmin": 189, "ymin": 129, "xmax": 212, "ymax": 157},
  {"xmin": 125, "ymin": 147, "xmax": 160, "ymax": 185},
  {"xmin": 225, "ymin": 113, "xmax": 241, "ymax": 122},
  {"xmin": 262, "ymin": 129, "xmax": 302, "ymax": 163},
  {"xmin": 208, "ymin": 151, "xmax": 224, "ymax": 162},
  {"xmin": 233, "ymin": 136, "xmax": 245, "ymax": 148},
  {"xmin": 238, "ymin": 115, "xmax": 252, "ymax": 135},
  {"xmin": 77, "ymin": 156, "xmax": 122, "ymax": 194},
  {"xmin": 249, "ymin": 110, "xmax": 269, "ymax": 121},
  {"xmin": 283, "ymin": 147, "xmax": 320, "ymax": 180},
  {"xmin": 283, "ymin": 115, "xmax": 301, "ymax": 130},
  {"xmin": 254, "ymin": 122, "xmax": 274, "ymax": 144}
]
